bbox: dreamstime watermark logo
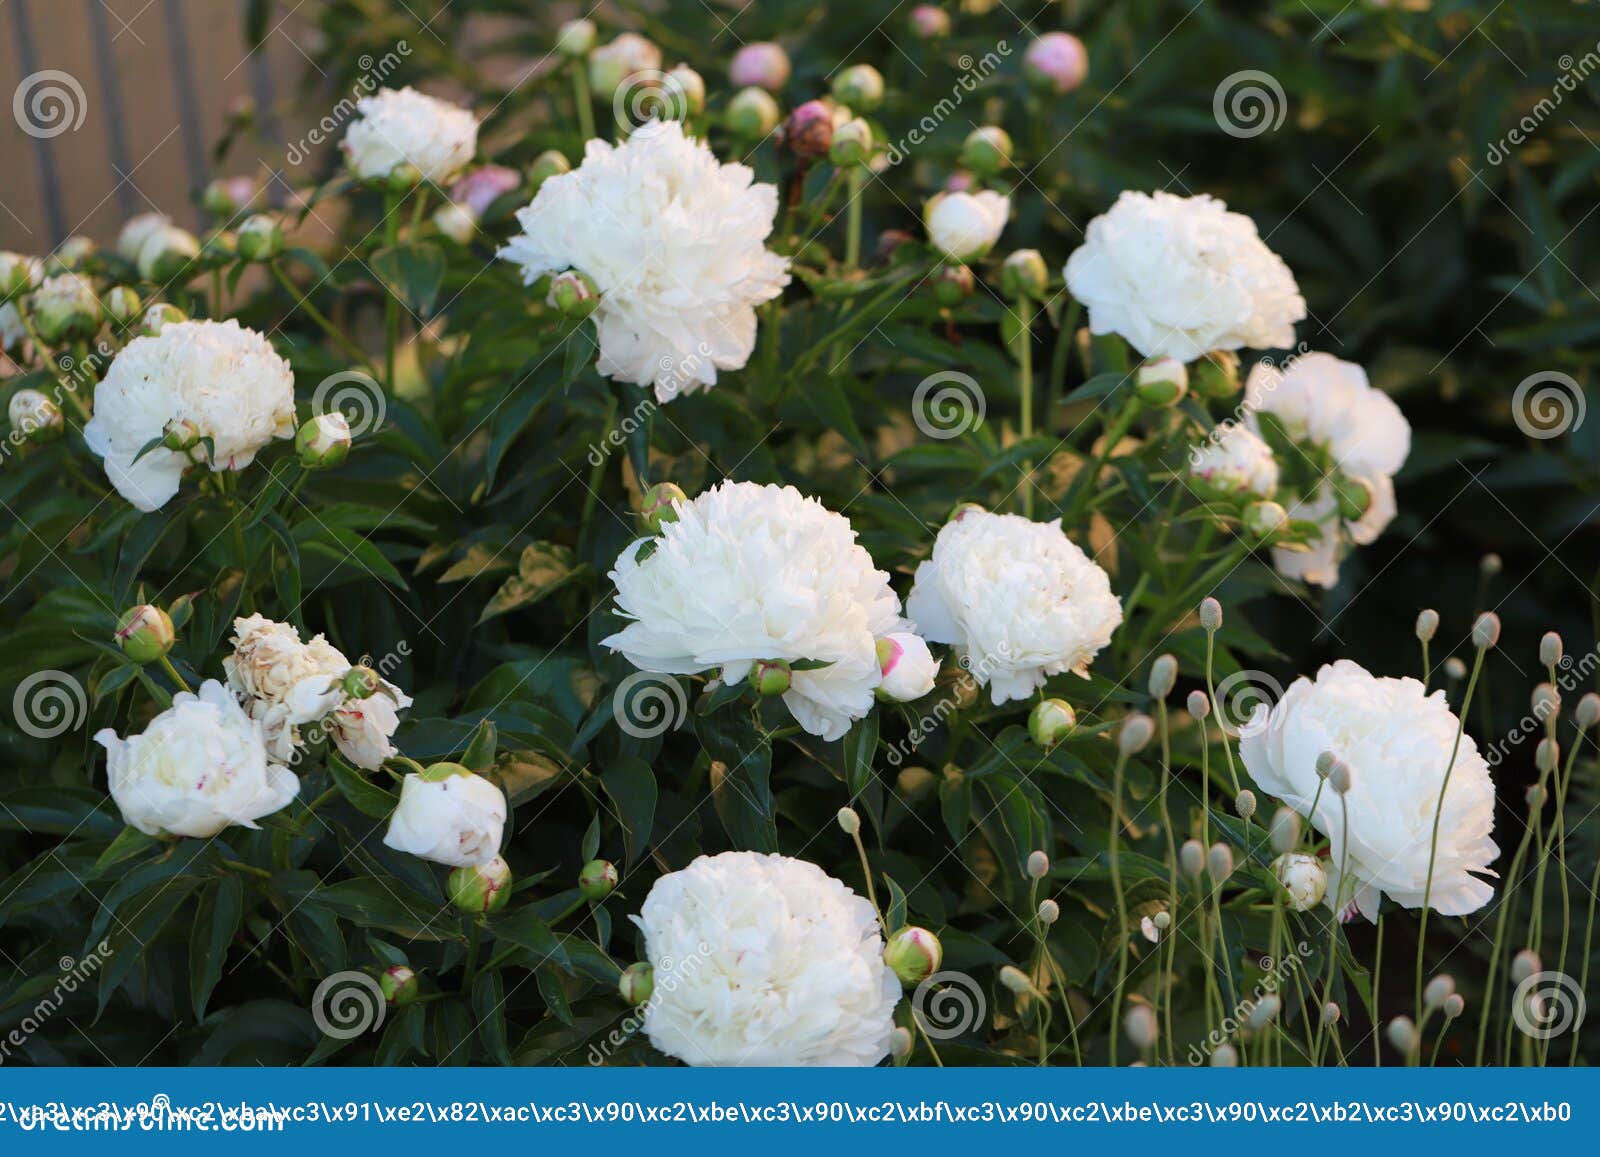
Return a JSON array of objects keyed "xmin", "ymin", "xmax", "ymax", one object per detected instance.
[
  {"xmin": 313, "ymin": 370, "xmax": 387, "ymax": 438},
  {"xmin": 311, "ymin": 971, "xmax": 387, "ymax": 1039},
  {"xmin": 613, "ymin": 71, "xmax": 691, "ymax": 136},
  {"xmin": 0, "ymin": 942, "xmax": 112, "ymax": 1065},
  {"xmin": 881, "ymin": 44, "xmax": 1011, "ymax": 167},
  {"xmin": 1213, "ymin": 71, "xmax": 1287, "ymax": 139},
  {"xmin": 12, "ymin": 669, "xmax": 87, "ymax": 739},
  {"xmin": 1484, "ymin": 645, "xmax": 1599, "ymax": 768},
  {"xmin": 911, "ymin": 970, "xmax": 987, "ymax": 1040},
  {"xmin": 13, "ymin": 70, "xmax": 88, "ymax": 139},
  {"xmin": 587, "ymin": 344, "xmax": 711, "ymax": 466},
  {"xmin": 612, "ymin": 671, "xmax": 689, "ymax": 739},
  {"xmin": 1512, "ymin": 970, "xmax": 1585, "ymax": 1040},
  {"xmin": 1212, "ymin": 669, "xmax": 1283, "ymax": 738},
  {"xmin": 1187, "ymin": 943, "xmax": 1311, "ymax": 1064},
  {"xmin": 1487, "ymin": 43, "xmax": 1600, "ymax": 165},
  {"xmin": 1511, "ymin": 370, "xmax": 1585, "ymax": 440},
  {"xmin": 912, "ymin": 371, "xmax": 985, "ymax": 440},
  {"xmin": 586, "ymin": 943, "xmax": 711, "ymax": 1064},
  {"xmin": 285, "ymin": 42, "xmax": 412, "ymax": 167}
]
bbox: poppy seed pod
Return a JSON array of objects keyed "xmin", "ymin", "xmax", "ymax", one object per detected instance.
[
  {"xmin": 1123, "ymin": 1003, "xmax": 1159, "ymax": 1051},
  {"xmin": 1471, "ymin": 612, "xmax": 1501, "ymax": 650},
  {"xmin": 1026, "ymin": 850, "xmax": 1050, "ymax": 880},
  {"xmin": 1210, "ymin": 1042, "xmax": 1238, "ymax": 1067},
  {"xmin": 1037, "ymin": 899, "xmax": 1059, "ymax": 925},
  {"xmin": 1540, "ymin": 631, "xmax": 1563, "ymax": 668},
  {"xmin": 1199, "ymin": 597, "xmax": 1222, "ymax": 632},
  {"xmin": 1269, "ymin": 807, "xmax": 1301, "ymax": 854},
  {"xmin": 998, "ymin": 965, "xmax": 1033, "ymax": 994},
  {"xmin": 889, "ymin": 1026, "xmax": 914, "ymax": 1059},
  {"xmin": 1206, "ymin": 843, "xmax": 1234, "ymax": 882},
  {"xmin": 1536, "ymin": 738, "xmax": 1559, "ymax": 775},
  {"xmin": 836, "ymin": 806, "xmax": 861, "ymax": 836},
  {"xmin": 1179, "ymin": 839, "xmax": 1206, "ymax": 878},
  {"xmin": 1148, "ymin": 654, "xmax": 1178, "ymax": 699},
  {"xmin": 1234, "ymin": 789, "xmax": 1256, "ymax": 819},
  {"xmin": 1187, "ymin": 690, "xmax": 1210, "ymax": 720},
  {"xmin": 1423, "ymin": 973, "xmax": 1455, "ymax": 1010},
  {"xmin": 1327, "ymin": 759, "xmax": 1353, "ymax": 795},
  {"xmin": 1118, "ymin": 713, "xmax": 1154, "ymax": 756},
  {"xmin": 1578, "ymin": 693, "xmax": 1600, "ymax": 730},
  {"xmin": 1480, "ymin": 552, "xmax": 1502, "ymax": 578},
  {"xmin": 1442, "ymin": 993, "xmax": 1465, "ymax": 1019},
  {"xmin": 1511, "ymin": 949, "xmax": 1542, "ymax": 983},
  {"xmin": 1322, "ymin": 1002, "xmax": 1340, "ymax": 1026},
  {"xmin": 1444, "ymin": 656, "xmax": 1467, "ymax": 682},
  {"xmin": 1386, "ymin": 1016, "xmax": 1418, "ymax": 1056},
  {"xmin": 1415, "ymin": 609, "xmax": 1439, "ymax": 643},
  {"xmin": 1532, "ymin": 683, "xmax": 1560, "ymax": 720}
]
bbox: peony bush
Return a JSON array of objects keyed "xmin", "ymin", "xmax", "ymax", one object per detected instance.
[{"xmin": 1, "ymin": 2, "xmax": 1596, "ymax": 1068}]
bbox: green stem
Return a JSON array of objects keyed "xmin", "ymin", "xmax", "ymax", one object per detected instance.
[
  {"xmin": 1017, "ymin": 296, "xmax": 1036, "ymax": 518},
  {"xmin": 844, "ymin": 167, "xmax": 864, "ymax": 271},
  {"xmin": 573, "ymin": 63, "xmax": 596, "ymax": 143},
  {"xmin": 158, "ymin": 655, "xmax": 193, "ymax": 694},
  {"xmin": 1107, "ymin": 746, "xmax": 1130, "ymax": 1065},
  {"xmin": 270, "ymin": 262, "xmax": 375, "ymax": 371},
  {"xmin": 384, "ymin": 192, "xmax": 401, "ymax": 394}
]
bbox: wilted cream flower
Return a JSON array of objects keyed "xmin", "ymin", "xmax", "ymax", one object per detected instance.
[
  {"xmin": 907, "ymin": 510, "xmax": 1123, "ymax": 704},
  {"xmin": 343, "ymin": 86, "xmax": 479, "ymax": 184},
  {"xmin": 383, "ymin": 764, "xmax": 507, "ymax": 867},
  {"xmin": 634, "ymin": 851, "xmax": 900, "ymax": 1066},
  {"xmin": 924, "ymin": 191, "xmax": 1009, "ymax": 260},
  {"xmin": 501, "ymin": 121, "xmax": 789, "ymax": 403},
  {"xmin": 83, "ymin": 320, "xmax": 295, "ymax": 511},
  {"xmin": 603, "ymin": 481, "xmax": 912, "ymax": 740},
  {"xmin": 1064, "ymin": 190, "xmax": 1305, "ymax": 361},
  {"xmin": 95, "ymin": 680, "xmax": 298, "ymax": 838},
  {"xmin": 1240, "ymin": 660, "xmax": 1498, "ymax": 921}
]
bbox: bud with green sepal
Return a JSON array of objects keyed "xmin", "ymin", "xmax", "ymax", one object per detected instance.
[
  {"xmin": 235, "ymin": 215, "xmax": 284, "ymax": 263},
  {"xmin": 959, "ymin": 126, "xmax": 1012, "ymax": 175},
  {"xmin": 140, "ymin": 302, "xmax": 187, "ymax": 337},
  {"xmin": 1134, "ymin": 357, "xmax": 1187, "ymax": 407},
  {"xmin": 30, "ymin": 274, "xmax": 102, "ymax": 345},
  {"xmin": 1331, "ymin": 474, "xmax": 1371, "ymax": 521},
  {"xmin": 754, "ymin": 659, "xmax": 792, "ymax": 697},
  {"xmin": 638, "ymin": 481, "xmax": 687, "ymax": 533},
  {"xmin": 1190, "ymin": 350, "xmax": 1241, "ymax": 400},
  {"xmin": 0, "ymin": 252, "xmax": 41, "ymax": 301},
  {"xmin": 116, "ymin": 605, "xmax": 177, "ymax": 664},
  {"xmin": 619, "ymin": 962, "xmax": 654, "ymax": 1005},
  {"xmin": 296, "ymin": 412, "xmax": 352, "ymax": 469},
  {"xmin": 667, "ymin": 64, "xmax": 706, "ymax": 117},
  {"xmin": 829, "ymin": 118, "xmax": 874, "ymax": 168},
  {"xmin": 1243, "ymin": 499, "xmax": 1288, "ymax": 540},
  {"xmin": 528, "ymin": 150, "xmax": 571, "ymax": 192},
  {"xmin": 137, "ymin": 225, "xmax": 201, "ymax": 282},
  {"xmin": 1001, "ymin": 249, "xmax": 1048, "ymax": 300},
  {"xmin": 1028, "ymin": 698, "xmax": 1076, "ymax": 749},
  {"xmin": 579, "ymin": 859, "xmax": 618, "ymax": 901},
  {"xmin": 548, "ymin": 270, "xmax": 599, "ymax": 319},
  {"xmin": 380, "ymin": 965, "xmax": 420, "ymax": 1006},
  {"xmin": 556, "ymin": 18, "xmax": 597, "ymax": 58},
  {"xmin": 831, "ymin": 65, "xmax": 885, "ymax": 112},
  {"xmin": 8, "ymin": 390, "xmax": 63, "ymax": 443},
  {"xmin": 931, "ymin": 263, "xmax": 975, "ymax": 307},
  {"xmin": 448, "ymin": 856, "xmax": 513, "ymax": 915},
  {"xmin": 883, "ymin": 926, "xmax": 942, "ymax": 985},
  {"xmin": 726, "ymin": 87, "xmax": 780, "ymax": 140},
  {"xmin": 105, "ymin": 286, "xmax": 142, "ymax": 326}
]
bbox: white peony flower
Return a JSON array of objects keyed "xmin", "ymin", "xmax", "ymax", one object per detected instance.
[
  {"xmin": 1063, "ymin": 190, "xmax": 1305, "ymax": 361},
  {"xmin": 876, "ymin": 631, "xmax": 938, "ymax": 701},
  {"xmin": 603, "ymin": 481, "xmax": 908, "ymax": 741},
  {"xmin": 325, "ymin": 687, "xmax": 412, "ymax": 771},
  {"xmin": 0, "ymin": 302, "xmax": 24, "ymax": 351},
  {"xmin": 343, "ymin": 86, "xmax": 479, "ymax": 184},
  {"xmin": 1271, "ymin": 484, "xmax": 1343, "ymax": 589},
  {"xmin": 1244, "ymin": 352, "xmax": 1410, "ymax": 480},
  {"xmin": 116, "ymin": 212, "xmax": 171, "ymax": 261},
  {"xmin": 383, "ymin": 766, "xmax": 506, "ymax": 867},
  {"xmin": 500, "ymin": 121, "xmax": 789, "ymax": 403},
  {"xmin": 94, "ymin": 680, "xmax": 298, "ymax": 838},
  {"xmin": 1240, "ymin": 660, "xmax": 1498, "ymax": 921},
  {"xmin": 924, "ymin": 190, "xmax": 1009, "ymax": 260},
  {"xmin": 907, "ymin": 510, "xmax": 1122, "ymax": 704},
  {"xmin": 83, "ymin": 319, "xmax": 296, "ymax": 512},
  {"xmin": 634, "ymin": 851, "xmax": 900, "ymax": 1066},
  {"xmin": 1188, "ymin": 424, "xmax": 1279, "ymax": 497}
]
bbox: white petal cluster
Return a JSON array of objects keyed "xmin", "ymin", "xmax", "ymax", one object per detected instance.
[
  {"xmin": 924, "ymin": 191, "xmax": 1009, "ymax": 260},
  {"xmin": 224, "ymin": 614, "xmax": 412, "ymax": 769},
  {"xmin": 117, "ymin": 212, "xmax": 171, "ymax": 261},
  {"xmin": 1188, "ymin": 424, "xmax": 1279, "ymax": 497},
  {"xmin": 603, "ymin": 481, "xmax": 910, "ymax": 741},
  {"xmin": 500, "ymin": 121, "xmax": 790, "ymax": 402},
  {"xmin": 383, "ymin": 769, "xmax": 506, "ymax": 867},
  {"xmin": 634, "ymin": 851, "xmax": 900, "ymax": 1066},
  {"xmin": 1240, "ymin": 660, "xmax": 1498, "ymax": 921},
  {"xmin": 877, "ymin": 631, "xmax": 938, "ymax": 701},
  {"xmin": 0, "ymin": 302, "xmax": 24, "ymax": 351},
  {"xmin": 907, "ymin": 510, "xmax": 1122, "ymax": 704},
  {"xmin": 343, "ymin": 86, "xmax": 479, "ymax": 183},
  {"xmin": 1064, "ymin": 190, "xmax": 1305, "ymax": 362},
  {"xmin": 83, "ymin": 320, "xmax": 296, "ymax": 512},
  {"xmin": 94, "ymin": 680, "xmax": 298, "ymax": 838}
]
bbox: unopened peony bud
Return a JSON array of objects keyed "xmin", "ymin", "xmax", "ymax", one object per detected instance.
[
  {"xmin": 1540, "ymin": 631, "xmax": 1563, "ymax": 668},
  {"xmin": 1511, "ymin": 949, "xmax": 1541, "ymax": 983},
  {"xmin": 1415, "ymin": 609, "xmax": 1439, "ymax": 643},
  {"xmin": 105, "ymin": 285, "xmax": 142, "ymax": 326},
  {"xmin": 1119, "ymin": 713, "xmax": 1154, "ymax": 756},
  {"xmin": 1423, "ymin": 973, "xmax": 1455, "ymax": 1010},
  {"xmin": 782, "ymin": 100, "xmax": 834, "ymax": 159},
  {"xmin": 1147, "ymin": 654, "xmax": 1178, "ymax": 699},
  {"xmin": 832, "ymin": 64, "xmax": 885, "ymax": 112},
  {"xmin": 341, "ymin": 665, "xmax": 382, "ymax": 700},
  {"xmin": 1578, "ymin": 693, "xmax": 1600, "ymax": 729},
  {"xmin": 1027, "ymin": 698, "xmax": 1076, "ymax": 749},
  {"xmin": 1153, "ymin": 910, "xmax": 1171, "ymax": 930},
  {"xmin": 666, "ymin": 64, "xmax": 706, "ymax": 117},
  {"xmin": 959, "ymin": 126, "xmax": 1013, "ymax": 175},
  {"xmin": 1480, "ymin": 552, "xmax": 1502, "ymax": 577},
  {"xmin": 755, "ymin": 659, "xmax": 792, "ymax": 697},
  {"xmin": 202, "ymin": 175, "xmax": 257, "ymax": 217},
  {"xmin": 829, "ymin": 118, "xmax": 874, "ymax": 167},
  {"xmin": 1037, "ymin": 898, "xmax": 1060, "ymax": 925},
  {"xmin": 1442, "ymin": 993, "xmax": 1465, "ymax": 1019},
  {"xmin": 998, "ymin": 965, "xmax": 1033, "ymax": 994},
  {"xmin": 1206, "ymin": 843, "xmax": 1233, "ymax": 882},
  {"xmin": 1001, "ymin": 249, "xmax": 1048, "ymax": 300},
  {"xmin": 1210, "ymin": 1042, "xmax": 1239, "ymax": 1067},
  {"xmin": 0, "ymin": 251, "xmax": 41, "ymax": 300},
  {"xmin": 1472, "ymin": 612, "xmax": 1501, "ymax": 650},
  {"xmin": 548, "ymin": 270, "xmax": 599, "ymax": 318},
  {"xmin": 527, "ymin": 150, "xmax": 571, "ymax": 191},
  {"xmin": 1444, "ymin": 656, "xmax": 1466, "ymax": 682},
  {"xmin": 30, "ymin": 274, "xmax": 101, "ymax": 344},
  {"xmin": 1179, "ymin": 839, "xmax": 1205, "ymax": 877},
  {"xmin": 380, "ymin": 964, "xmax": 420, "ymax": 1005},
  {"xmin": 932, "ymin": 263, "xmax": 975, "ymax": 306},
  {"xmin": 49, "ymin": 236, "xmax": 95, "ymax": 273},
  {"xmin": 1322, "ymin": 1002, "xmax": 1341, "ymax": 1026},
  {"xmin": 909, "ymin": 5, "xmax": 952, "ymax": 38},
  {"xmin": 447, "ymin": 855, "xmax": 512, "ymax": 914},
  {"xmin": 1271, "ymin": 853, "xmax": 1326, "ymax": 911},
  {"xmin": 1124, "ymin": 1003, "xmax": 1159, "ymax": 1051},
  {"xmin": 1386, "ymin": 1015, "xmax": 1418, "ymax": 1055},
  {"xmin": 1333, "ymin": 474, "xmax": 1372, "ymax": 522},
  {"xmin": 729, "ymin": 42, "xmax": 790, "ymax": 91},
  {"xmin": 1234, "ymin": 789, "xmax": 1256, "ymax": 819},
  {"xmin": 578, "ymin": 859, "xmax": 618, "ymax": 901},
  {"xmin": 8, "ymin": 389, "xmax": 62, "ymax": 442},
  {"xmin": 1199, "ymin": 597, "xmax": 1222, "ymax": 633},
  {"xmin": 836, "ymin": 806, "xmax": 861, "ymax": 836},
  {"xmin": 637, "ymin": 480, "xmax": 687, "ymax": 533},
  {"xmin": 1246, "ymin": 995, "xmax": 1281, "ymax": 1030},
  {"xmin": 434, "ymin": 202, "xmax": 477, "ymax": 245},
  {"xmin": 296, "ymin": 412, "xmax": 352, "ymax": 469},
  {"xmin": 1244, "ymin": 500, "xmax": 1289, "ymax": 539},
  {"xmin": 140, "ymin": 302, "xmax": 186, "ymax": 337},
  {"xmin": 1327, "ymin": 759, "xmax": 1352, "ymax": 795},
  {"xmin": 136, "ymin": 225, "xmax": 201, "ymax": 282},
  {"xmin": 1023, "ymin": 32, "xmax": 1088, "ymax": 95},
  {"xmin": 588, "ymin": 33, "xmax": 661, "ymax": 99},
  {"xmin": 618, "ymin": 962, "xmax": 653, "ymax": 1005},
  {"xmin": 889, "ymin": 1026, "xmax": 914, "ymax": 1059},
  {"xmin": 116, "ymin": 604, "xmax": 176, "ymax": 663},
  {"xmin": 726, "ymin": 87, "xmax": 781, "ymax": 139},
  {"xmin": 1026, "ymin": 850, "xmax": 1050, "ymax": 879},
  {"xmin": 1134, "ymin": 356, "xmax": 1188, "ymax": 407},
  {"xmin": 1191, "ymin": 350, "xmax": 1241, "ymax": 399},
  {"xmin": 555, "ymin": 18, "xmax": 597, "ymax": 58},
  {"xmin": 1187, "ymin": 690, "xmax": 1210, "ymax": 719},
  {"xmin": 883, "ymin": 926, "xmax": 942, "ymax": 984},
  {"xmin": 235, "ymin": 215, "xmax": 283, "ymax": 262},
  {"xmin": 1269, "ymin": 807, "xmax": 1301, "ymax": 854}
]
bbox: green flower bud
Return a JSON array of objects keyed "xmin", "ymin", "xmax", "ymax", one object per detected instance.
[
  {"xmin": 380, "ymin": 965, "xmax": 420, "ymax": 1006},
  {"xmin": 726, "ymin": 87, "xmax": 781, "ymax": 139},
  {"xmin": 342, "ymin": 665, "xmax": 383, "ymax": 700},
  {"xmin": 447, "ymin": 856, "xmax": 513, "ymax": 914},
  {"xmin": 136, "ymin": 225, "xmax": 201, "ymax": 282},
  {"xmin": 0, "ymin": 251, "xmax": 41, "ymax": 300},
  {"xmin": 235, "ymin": 215, "xmax": 284, "ymax": 262},
  {"xmin": 1332, "ymin": 474, "xmax": 1371, "ymax": 521},
  {"xmin": 666, "ymin": 64, "xmax": 706, "ymax": 117},
  {"xmin": 105, "ymin": 286, "xmax": 142, "ymax": 326},
  {"xmin": 578, "ymin": 859, "xmax": 619, "ymax": 901},
  {"xmin": 296, "ymin": 412, "xmax": 352, "ymax": 469},
  {"xmin": 140, "ymin": 302, "xmax": 187, "ymax": 337},
  {"xmin": 556, "ymin": 18, "xmax": 597, "ymax": 58},
  {"xmin": 931, "ymin": 263, "xmax": 975, "ymax": 307},
  {"xmin": 832, "ymin": 64, "xmax": 886, "ymax": 112},
  {"xmin": 836, "ymin": 806, "xmax": 861, "ymax": 836},
  {"xmin": 162, "ymin": 418, "xmax": 201, "ymax": 452},
  {"xmin": 1243, "ymin": 500, "xmax": 1288, "ymax": 539},
  {"xmin": 1027, "ymin": 698, "xmax": 1076, "ymax": 749},
  {"xmin": 1190, "ymin": 350, "xmax": 1241, "ymax": 400},
  {"xmin": 619, "ymin": 962, "xmax": 654, "ymax": 1005},
  {"xmin": 959, "ymin": 126, "xmax": 1012, "ymax": 175},
  {"xmin": 548, "ymin": 270, "xmax": 599, "ymax": 318},
  {"xmin": 386, "ymin": 162, "xmax": 423, "ymax": 192},
  {"xmin": 1000, "ymin": 249, "xmax": 1048, "ymax": 300},
  {"xmin": 8, "ymin": 389, "xmax": 63, "ymax": 443},
  {"xmin": 828, "ymin": 118, "xmax": 874, "ymax": 168},
  {"xmin": 638, "ymin": 481, "xmax": 687, "ymax": 533},
  {"xmin": 883, "ymin": 926, "xmax": 942, "ymax": 985},
  {"xmin": 115, "ymin": 604, "xmax": 176, "ymax": 663},
  {"xmin": 754, "ymin": 659, "xmax": 792, "ymax": 697},
  {"xmin": 528, "ymin": 150, "xmax": 572, "ymax": 191},
  {"xmin": 30, "ymin": 273, "xmax": 102, "ymax": 344},
  {"xmin": 1134, "ymin": 357, "xmax": 1187, "ymax": 406},
  {"xmin": 48, "ymin": 236, "xmax": 95, "ymax": 274}
]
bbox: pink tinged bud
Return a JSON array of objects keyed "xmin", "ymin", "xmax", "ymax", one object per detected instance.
[
  {"xmin": 1026, "ymin": 850, "xmax": 1050, "ymax": 879},
  {"xmin": 1023, "ymin": 32, "xmax": 1088, "ymax": 95},
  {"xmin": 782, "ymin": 100, "xmax": 834, "ymax": 159},
  {"xmin": 618, "ymin": 962, "xmax": 653, "ymax": 1005},
  {"xmin": 380, "ymin": 965, "xmax": 419, "ymax": 1006},
  {"xmin": 447, "ymin": 855, "xmax": 513, "ymax": 914},
  {"xmin": 875, "ymin": 632, "xmax": 936, "ymax": 701},
  {"xmin": 527, "ymin": 150, "xmax": 571, "ymax": 191},
  {"xmin": 1578, "ymin": 692, "xmax": 1600, "ymax": 729},
  {"xmin": 909, "ymin": 5, "xmax": 952, "ymax": 38},
  {"xmin": 1423, "ymin": 974, "xmax": 1455, "ymax": 1010},
  {"xmin": 547, "ymin": 270, "xmax": 599, "ymax": 318},
  {"xmin": 578, "ymin": 859, "xmax": 618, "ymax": 901},
  {"xmin": 296, "ymin": 412, "xmax": 352, "ymax": 469},
  {"xmin": 730, "ymin": 42, "xmax": 791, "ymax": 92},
  {"xmin": 726, "ymin": 87, "xmax": 780, "ymax": 139},
  {"xmin": 116, "ymin": 604, "xmax": 176, "ymax": 663},
  {"xmin": 1511, "ymin": 949, "xmax": 1542, "ymax": 983},
  {"xmin": 451, "ymin": 165, "xmax": 521, "ymax": 217},
  {"xmin": 754, "ymin": 659, "xmax": 792, "ymax": 697},
  {"xmin": 1187, "ymin": 690, "xmax": 1210, "ymax": 719},
  {"xmin": 883, "ymin": 926, "xmax": 942, "ymax": 984},
  {"xmin": 637, "ymin": 481, "xmax": 687, "ymax": 534},
  {"xmin": 1027, "ymin": 698, "xmax": 1076, "ymax": 749}
]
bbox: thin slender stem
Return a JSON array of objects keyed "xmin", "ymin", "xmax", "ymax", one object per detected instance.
[
  {"xmin": 844, "ymin": 167, "xmax": 865, "ymax": 271},
  {"xmin": 1108, "ymin": 747, "xmax": 1130, "ymax": 1066},
  {"xmin": 573, "ymin": 63, "xmax": 596, "ymax": 143},
  {"xmin": 270, "ymin": 262, "xmax": 375, "ymax": 370},
  {"xmin": 1017, "ymin": 296, "xmax": 1036, "ymax": 518},
  {"xmin": 384, "ymin": 192, "xmax": 400, "ymax": 393},
  {"xmin": 158, "ymin": 655, "xmax": 193, "ymax": 694}
]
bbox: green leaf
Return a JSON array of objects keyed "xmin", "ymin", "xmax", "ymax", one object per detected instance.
[
  {"xmin": 91, "ymin": 826, "xmax": 159, "ymax": 878},
  {"xmin": 371, "ymin": 242, "xmax": 447, "ymax": 315},
  {"xmin": 472, "ymin": 970, "xmax": 513, "ymax": 1065},
  {"xmin": 191, "ymin": 875, "xmax": 245, "ymax": 1020},
  {"xmin": 98, "ymin": 878, "xmax": 201, "ymax": 1014},
  {"xmin": 462, "ymin": 718, "xmax": 498, "ymax": 773},
  {"xmin": 328, "ymin": 754, "xmax": 399, "ymax": 819},
  {"xmin": 478, "ymin": 543, "xmax": 587, "ymax": 623},
  {"xmin": 601, "ymin": 756, "xmax": 657, "ymax": 866},
  {"xmin": 697, "ymin": 713, "xmax": 777, "ymax": 852},
  {"xmin": 490, "ymin": 907, "xmax": 569, "ymax": 969}
]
